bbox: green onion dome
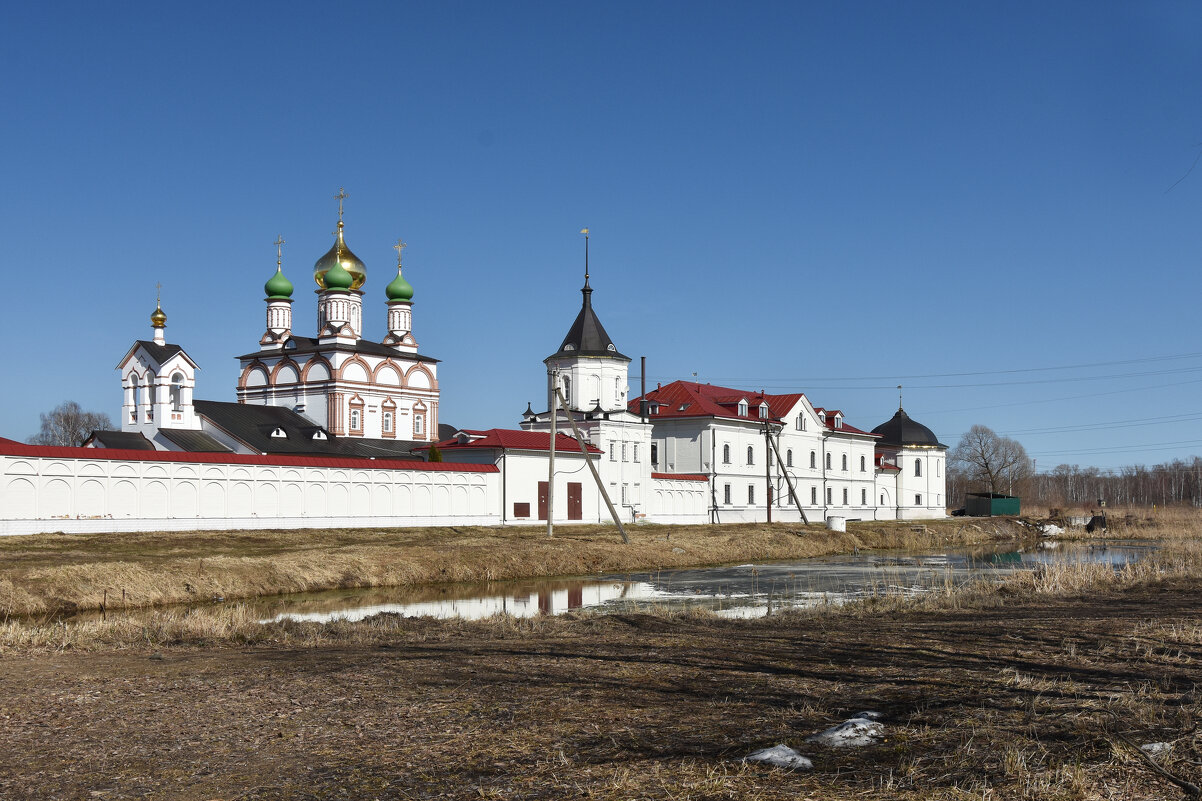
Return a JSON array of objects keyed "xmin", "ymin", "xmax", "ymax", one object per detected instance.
[
  {"xmin": 264, "ymin": 267, "xmax": 294, "ymax": 299},
  {"xmin": 323, "ymin": 258, "xmax": 355, "ymax": 291},
  {"xmin": 385, "ymin": 267, "xmax": 414, "ymax": 302}
]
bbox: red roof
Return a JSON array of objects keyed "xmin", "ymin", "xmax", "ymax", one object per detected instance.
[
  {"xmin": 0, "ymin": 437, "xmax": 497, "ymax": 473},
  {"xmin": 651, "ymin": 472, "xmax": 708, "ymax": 482},
  {"xmin": 420, "ymin": 429, "xmax": 603, "ymax": 455},
  {"xmin": 631, "ymin": 381, "xmax": 877, "ymax": 437}
]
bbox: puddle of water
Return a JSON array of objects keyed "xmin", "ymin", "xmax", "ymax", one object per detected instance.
[{"xmin": 68, "ymin": 539, "xmax": 1159, "ymax": 625}]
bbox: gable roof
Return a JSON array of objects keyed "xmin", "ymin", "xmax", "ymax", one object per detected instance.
[
  {"xmin": 83, "ymin": 430, "xmax": 157, "ymax": 450},
  {"xmin": 420, "ymin": 428, "xmax": 603, "ymax": 455},
  {"xmin": 117, "ymin": 340, "xmax": 199, "ymax": 371},
  {"xmin": 192, "ymin": 400, "xmax": 420, "ymax": 458},
  {"xmin": 631, "ymin": 380, "xmax": 878, "ymax": 437}
]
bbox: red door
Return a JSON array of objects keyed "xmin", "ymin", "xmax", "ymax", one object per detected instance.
[
  {"xmin": 567, "ymin": 482, "xmax": 583, "ymax": 520},
  {"xmin": 538, "ymin": 481, "xmax": 549, "ymax": 521}
]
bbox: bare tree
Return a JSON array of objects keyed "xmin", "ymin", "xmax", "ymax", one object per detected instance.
[
  {"xmin": 950, "ymin": 424, "xmax": 1032, "ymax": 495},
  {"xmin": 27, "ymin": 401, "xmax": 113, "ymax": 447}
]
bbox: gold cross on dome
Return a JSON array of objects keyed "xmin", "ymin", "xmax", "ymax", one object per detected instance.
[
  {"xmin": 155, "ymin": 281, "xmax": 162, "ymax": 303},
  {"xmin": 274, "ymin": 235, "xmax": 285, "ymax": 268},
  {"xmin": 393, "ymin": 238, "xmax": 407, "ymax": 266},
  {"xmin": 334, "ymin": 187, "xmax": 348, "ymax": 223}
]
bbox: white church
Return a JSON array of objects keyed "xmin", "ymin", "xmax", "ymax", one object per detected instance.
[{"xmin": 0, "ymin": 197, "xmax": 946, "ymax": 535}]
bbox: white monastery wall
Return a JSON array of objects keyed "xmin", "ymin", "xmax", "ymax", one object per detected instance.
[{"xmin": 0, "ymin": 449, "xmax": 499, "ymax": 536}]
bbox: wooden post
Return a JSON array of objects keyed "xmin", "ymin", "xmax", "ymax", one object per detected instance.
[
  {"xmin": 548, "ymin": 369, "xmax": 557, "ymax": 538},
  {"xmin": 767, "ymin": 427, "xmax": 808, "ymax": 524}
]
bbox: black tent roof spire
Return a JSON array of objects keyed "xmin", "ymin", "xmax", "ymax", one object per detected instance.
[{"xmin": 544, "ymin": 229, "xmax": 630, "ymax": 363}]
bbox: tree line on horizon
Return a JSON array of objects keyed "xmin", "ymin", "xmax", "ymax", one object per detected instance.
[{"xmin": 948, "ymin": 424, "xmax": 1202, "ymax": 510}]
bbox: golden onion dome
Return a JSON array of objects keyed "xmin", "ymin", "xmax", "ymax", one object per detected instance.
[
  {"xmin": 150, "ymin": 301, "xmax": 167, "ymax": 328},
  {"xmin": 313, "ymin": 224, "xmax": 366, "ymax": 290}
]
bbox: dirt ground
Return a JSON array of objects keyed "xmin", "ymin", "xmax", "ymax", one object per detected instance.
[{"xmin": 2, "ymin": 582, "xmax": 1200, "ymax": 801}]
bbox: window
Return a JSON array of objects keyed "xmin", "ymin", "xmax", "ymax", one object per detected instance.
[
  {"xmin": 129, "ymin": 374, "xmax": 140, "ymax": 422},
  {"xmin": 842, "ymin": 488, "xmax": 848, "ymax": 505},
  {"xmin": 860, "ymin": 455, "xmax": 866, "ymax": 472},
  {"xmin": 915, "ymin": 458, "xmax": 922, "ymax": 477},
  {"xmin": 841, "ymin": 454, "xmax": 848, "ymax": 471},
  {"xmin": 826, "ymin": 487, "xmax": 832, "ymax": 504},
  {"xmin": 810, "ymin": 451, "xmax": 816, "ymax": 469},
  {"xmin": 737, "ymin": 400, "xmax": 748, "ymax": 417},
  {"xmin": 724, "ymin": 484, "xmax": 731, "ymax": 504},
  {"xmin": 747, "ymin": 446, "xmax": 754, "ymax": 465},
  {"xmin": 915, "ymin": 494, "xmax": 923, "ymax": 506},
  {"xmin": 383, "ymin": 412, "xmax": 393, "ymax": 433},
  {"xmin": 651, "ymin": 443, "xmax": 658, "ymax": 465},
  {"xmin": 621, "ymin": 484, "xmax": 628, "ymax": 504},
  {"xmin": 758, "ymin": 403, "xmax": 768, "ymax": 419},
  {"xmin": 937, "ymin": 461, "xmax": 941, "ymax": 477},
  {"xmin": 413, "ymin": 413, "xmax": 424, "ymax": 437},
  {"xmin": 786, "ymin": 449, "xmax": 793, "ymax": 467},
  {"xmin": 621, "ymin": 443, "xmax": 628, "ymax": 461},
  {"xmin": 633, "ymin": 444, "xmax": 639, "ymax": 462},
  {"xmin": 147, "ymin": 378, "xmax": 156, "ymax": 420},
  {"xmin": 811, "ymin": 486, "xmax": 817, "ymax": 505},
  {"xmin": 796, "ymin": 415, "xmax": 806, "ymax": 431},
  {"xmin": 563, "ymin": 376, "xmax": 571, "ymax": 405},
  {"xmin": 723, "ymin": 444, "xmax": 731, "ymax": 464},
  {"xmin": 350, "ymin": 409, "xmax": 361, "ymax": 431},
  {"xmin": 610, "ymin": 443, "xmax": 616, "ymax": 461},
  {"xmin": 170, "ymin": 372, "xmax": 184, "ymax": 412},
  {"xmin": 614, "ymin": 377, "xmax": 621, "ymax": 404},
  {"xmin": 748, "ymin": 485, "xmax": 755, "ymax": 504},
  {"xmin": 825, "ymin": 453, "xmax": 832, "ymax": 470},
  {"xmin": 861, "ymin": 488, "xmax": 867, "ymax": 505}
]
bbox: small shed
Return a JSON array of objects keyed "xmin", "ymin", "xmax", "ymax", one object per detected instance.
[{"xmin": 965, "ymin": 492, "xmax": 1020, "ymax": 517}]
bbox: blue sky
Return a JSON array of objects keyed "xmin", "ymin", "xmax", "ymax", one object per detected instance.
[{"xmin": 3, "ymin": 2, "xmax": 1200, "ymax": 471}]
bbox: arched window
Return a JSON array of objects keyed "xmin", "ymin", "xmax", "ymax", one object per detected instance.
[
  {"xmin": 723, "ymin": 444, "xmax": 731, "ymax": 464},
  {"xmin": 129, "ymin": 374, "xmax": 140, "ymax": 422},
  {"xmin": 349, "ymin": 409, "xmax": 361, "ymax": 431},
  {"xmin": 786, "ymin": 449, "xmax": 793, "ymax": 467},
  {"xmin": 860, "ymin": 455, "xmax": 866, "ymax": 472},
  {"xmin": 841, "ymin": 454, "xmax": 848, "ymax": 471},
  {"xmin": 796, "ymin": 415, "xmax": 805, "ymax": 431},
  {"xmin": 147, "ymin": 371, "xmax": 157, "ymax": 420},
  {"xmin": 810, "ymin": 451, "xmax": 816, "ymax": 469},
  {"xmin": 614, "ymin": 377, "xmax": 621, "ymax": 404},
  {"xmin": 915, "ymin": 458, "xmax": 922, "ymax": 477},
  {"xmin": 825, "ymin": 453, "xmax": 832, "ymax": 470},
  {"xmin": 170, "ymin": 372, "xmax": 185, "ymax": 412},
  {"xmin": 737, "ymin": 400, "xmax": 748, "ymax": 417},
  {"xmin": 747, "ymin": 445, "xmax": 754, "ymax": 465},
  {"xmin": 562, "ymin": 376, "xmax": 571, "ymax": 405},
  {"xmin": 382, "ymin": 412, "xmax": 393, "ymax": 433}
]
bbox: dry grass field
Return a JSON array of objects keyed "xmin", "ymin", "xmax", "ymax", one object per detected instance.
[
  {"xmin": 1, "ymin": 511, "xmax": 1200, "ymax": 799},
  {"xmin": 0, "ymin": 518, "xmax": 1022, "ymax": 617}
]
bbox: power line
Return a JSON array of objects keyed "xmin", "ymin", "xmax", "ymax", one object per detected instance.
[
  {"xmin": 1002, "ymin": 412, "xmax": 1202, "ymax": 437},
  {"xmin": 1029, "ymin": 438, "xmax": 1202, "ymax": 458},
  {"xmin": 927, "ymin": 377, "xmax": 1202, "ymax": 415}
]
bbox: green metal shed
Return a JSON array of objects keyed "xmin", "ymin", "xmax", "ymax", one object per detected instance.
[{"xmin": 965, "ymin": 492, "xmax": 1020, "ymax": 517}]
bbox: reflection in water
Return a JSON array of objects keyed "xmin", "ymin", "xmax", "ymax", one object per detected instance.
[
  {"xmin": 65, "ymin": 539, "xmax": 1156, "ymax": 626},
  {"xmin": 248, "ymin": 539, "xmax": 1155, "ymax": 624}
]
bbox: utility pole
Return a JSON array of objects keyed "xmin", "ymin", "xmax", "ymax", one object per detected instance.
[
  {"xmin": 547, "ymin": 368, "xmax": 557, "ymax": 538},
  {"xmin": 766, "ymin": 427, "xmax": 808, "ymax": 524},
  {"xmin": 553, "ymin": 386, "xmax": 629, "ymax": 543},
  {"xmin": 764, "ymin": 422, "xmax": 772, "ymax": 523}
]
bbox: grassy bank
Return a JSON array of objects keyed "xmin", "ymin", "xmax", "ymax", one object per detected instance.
[{"xmin": 0, "ymin": 518, "xmax": 1022, "ymax": 618}]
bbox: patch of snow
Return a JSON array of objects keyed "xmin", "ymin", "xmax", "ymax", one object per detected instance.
[
  {"xmin": 1140, "ymin": 741, "xmax": 1172, "ymax": 759},
  {"xmin": 743, "ymin": 744, "xmax": 813, "ymax": 770},
  {"xmin": 851, "ymin": 710, "xmax": 884, "ymax": 721},
  {"xmin": 1040, "ymin": 523, "xmax": 1065, "ymax": 536},
  {"xmin": 806, "ymin": 716, "xmax": 885, "ymax": 748}
]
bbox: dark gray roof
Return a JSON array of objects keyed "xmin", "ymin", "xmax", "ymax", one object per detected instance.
[
  {"xmin": 118, "ymin": 340, "xmax": 199, "ymax": 370},
  {"xmin": 237, "ymin": 337, "xmax": 439, "ymax": 363},
  {"xmin": 158, "ymin": 429, "xmax": 233, "ymax": 453},
  {"xmin": 193, "ymin": 400, "xmax": 423, "ymax": 459},
  {"xmin": 545, "ymin": 279, "xmax": 630, "ymax": 362},
  {"xmin": 871, "ymin": 408, "xmax": 945, "ymax": 448},
  {"xmin": 85, "ymin": 430, "xmax": 157, "ymax": 450}
]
